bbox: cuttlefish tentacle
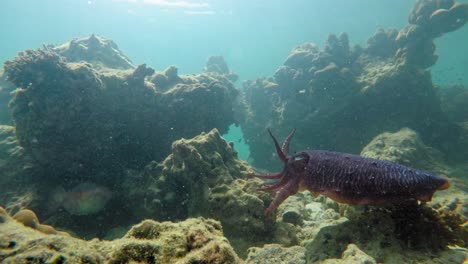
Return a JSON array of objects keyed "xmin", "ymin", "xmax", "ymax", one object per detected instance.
[
  {"xmin": 267, "ymin": 128, "xmax": 288, "ymax": 162},
  {"xmin": 280, "ymin": 128, "xmax": 296, "ymax": 156},
  {"xmin": 264, "ymin": 177, "xmax": 299, "ymax": 215}
]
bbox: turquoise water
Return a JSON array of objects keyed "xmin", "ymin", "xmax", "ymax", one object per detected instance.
[
  {"xmin": 1, "ymin": 1, "xmax": 468, "ymax": 262},
  {"xmin": 4, "ymin": 0, "xmax": 466, "ymax": 83},
  {"xmin": 222, "ymin": 124, "xmax": 250, "ymax": 161},
  {"xmin": 2, "ymin": 0, "xmax": 468, "ymax": 162}
]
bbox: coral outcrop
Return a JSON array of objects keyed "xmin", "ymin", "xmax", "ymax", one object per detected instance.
[
  {"xmin": 1, "ymin": 35, "xmax": 240, "ymax": 241},
  {"xmin": 0, "ymin": 207, "xmax": 241, "ymax": 263},
  {"xmin": 123, "ymin": 129, "xmax": 286, "ymax": 256},
  {"xmin": 3, "ymin": 46, "xmax": 237, "ymax": 178},
  {"xmin": 240, "ymin": 0, "xmax": 468, "ymax": 170},
  {"xmin": 399, "ymin": 0, "xmax": 468, "ymax": 67}
]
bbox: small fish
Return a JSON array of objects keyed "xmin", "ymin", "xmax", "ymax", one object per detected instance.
[{"xmin": 51, "ymin": 182, "xmax": 112, "ymax": 215}]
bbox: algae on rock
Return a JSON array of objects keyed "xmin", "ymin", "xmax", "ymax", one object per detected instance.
[
  {"xmin": 123, "ymin": 129, "xmax": 284, "ymax": 257},
  {"xmin": 0, "ymin": 207, "xmax": 241, "ymax": 263},
  {"xmin": 240, "ymin": 0, "xmax": 468, "ymax": 170}
]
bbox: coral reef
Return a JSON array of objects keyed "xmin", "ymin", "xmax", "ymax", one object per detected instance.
[
  {"xmin": 122, "ymin": 129, "xmax": 253, "ymax": 219},
  {"xmin": 0, "ymin": 0, "xmax": 467, "ymax": 262},
  {"xmin": 1, "ymin": 35, "xmax": 240, "ymax": 241},
  {"xmin": 240, "ymin": 0, "xmax": 468, "ymax": 170},
  {"xmin": 3, "ymin": 46, "xmax": 237, "ymax": 178},
  {"xmin": 123, "ymin": 129, "xmax": 290, "ymax": 257},
  {"xmin": 0, "ymin": 207, "xmax": 241, "ymax": 263}
]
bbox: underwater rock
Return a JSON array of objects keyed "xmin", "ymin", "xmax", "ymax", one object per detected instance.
[
  {"xmin": 0, "ymin": 208, "xmax": 241, "ymax": 263},
  {"xmin": 321, "ymin": 244, "xmax": 376, "ymax": 264},
  {"xmin": 303, "ymin": 204, "xmax": 468, "ymax": 263},
  {"xmin": 122, "ymin": 129, "xmax": 282, "ymax": 256},
  {"xmin": 303, "ymin": 205, "xmax": 468, "ymax": 263},
  {"xmin": 365, "ymin": 28, "xmax": 398, "ymax": 58},
  {"xmin": 0, "ymin": 71, "xmax": 15, "ymax": 125},
  {"xmin": 240, "ymin": 1, "xmax": 468, "ymax": 171},
  {"xmin": 2, "ymin": 36, "xmax": 240, "ymax": 240},
  {"xmin": 204, "ymin": 55, "xmax": 230, "ymax": 75},
  {"xmin": 438, "ymin": 84, "xmax": 468, "ymax": 123},
  {"xmin": 3, "ymin": 39, "xmax": 238, "ymax": 180},
  {"xmin": 360, "ymin": 127, "xmax": 448, "ymax": 174},
  {"xmin": 396, "ymin": 0, "xmax": 468, "ymax": 68},
  {"xmin": 204, "ymin": 55, "xmax": 238, "ymax": 82},
  {"xmin": 0, "ymin": 125, "xmax": 37, "ymax": 210},
  {"xmin": 10, "ymin": 208, "xmax": 69, "ymax": 236},
  {"xmin": 122, "ymin": 128, "xmax": 252, "ymax": 220},
  {"xmin": 51, "ymin": 34, "xmax": 135, "ymax": 70},
  {"xmin": 245, "ymin": 244, "xmax": 306, "ymax": 264}
]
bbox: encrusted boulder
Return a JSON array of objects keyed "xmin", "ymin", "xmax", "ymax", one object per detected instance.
[
  {"xmin": 3, "ymin": 38, "xmax": 239, "ymax": 182},
  {"xmin": 2, "ymin": 36, "xmax": 241, "ymax": 241},
  {"xmin": 303, "ymin": 205, "xmax": 467, "ymax": 263},
  {"xmin": 360, "ymin": 127, "xmax": 448, "ymax": 174},
  {"xmin": 245, "ymin": 244, "xmax": 306, "ymax": 264},
  {"xmin": 0, "ymin": 207, "xmax": 241, "ymax": 263},
  {"xmin": 123, "ymin": 129, "xmax": 283, "ymax": 256},
  {"xmin": 240, "ymin": 0, "xmax": 468, "ymax": 171},
  {"xmin": 321, "ymin": 244, "xmax": 376, "ymax": 264}
]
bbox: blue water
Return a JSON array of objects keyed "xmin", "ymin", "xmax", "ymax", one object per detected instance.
[
  {"xmin": 2, "ymin": 0, "xmax": 467, "ymax": 161},
  {"xmin": 222, "ymin": 124, "xmax": 250, "ymax": 161},
  {"xmin": 3, "ymin": 0, "xmax": 466, "ymax": 84}
]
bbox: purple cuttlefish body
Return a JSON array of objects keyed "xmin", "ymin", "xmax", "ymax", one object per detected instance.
[{"xmin": 249, "ymin": 129, "xmax": 450, "ymax": 215}]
